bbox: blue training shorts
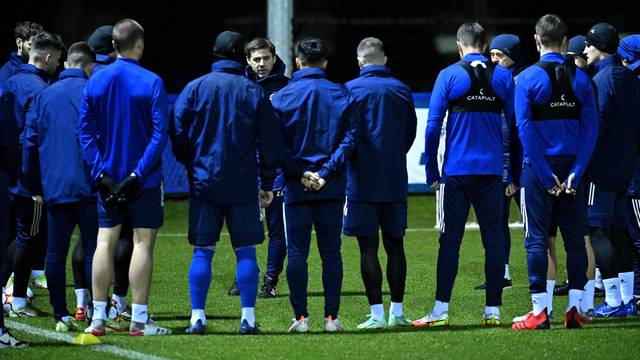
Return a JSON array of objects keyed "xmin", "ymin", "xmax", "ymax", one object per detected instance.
[
  {"xmin": 343, "ymin": 199, "xmax": 407, "ymax": 238},
  {"xmin": 188, "ymin": 198, "xmax": 264, "ymax": 248},
  {"xmin": 98, "ymin": 186, "xmax": 164, "ymax": 229}
]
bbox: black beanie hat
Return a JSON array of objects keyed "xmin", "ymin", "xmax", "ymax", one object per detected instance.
[
  {"xmin": 213, "ymin": 31, "xmax": 244, "ymax": 62},
  {"xmin": 586, "ymin": 23, "xmax": 619, "ymax": 54},
  {"xmin": 88, "ymin": 25, "xmax": 114, "ymax": 55}
]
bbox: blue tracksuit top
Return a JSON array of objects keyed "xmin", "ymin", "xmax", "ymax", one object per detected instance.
[
  {"xmin": 0, "ymin": 64, "xmax": 50, "ymax": 196},
  {"xmin": 344, "ymin": 65, "xmax": 417, "ymax": 202},
  {"xmin": 171, "ymin": 59, "xmax": 292, "ymax": 204},
  {"xmin": 425, "ymin": 53, "xmax": 514, "ymax": 184},
  {"xmin": 91, "ymin": 54, "xmax": 115, "ymax": 74},
  {"xmin": 589, "ymin": 54, "xmax": 640, "ymax": 192},
  {"xmin": 503, "ymin": 66, "xmax": 525, "ymax": 186},
  {"xmin": 0, "ymin": 52, "xmax": 26, "ymax": 88},
  {"xmin": 245, "ymin": 56, "xmax": 290, "ymax": 191},
  {"xmin": 627, "ymin": 70, "xmax": 640, "ymax": 197},
  {"xmin": 79, "ymin": 58, "xmax": 168, "ymax": 188},
  {"xmin": 22, "ymin": 69, "xmax": 95, "ymax": 204},
  {"xmin": 271, "ymin": 67, "xmax": 359, "ymax": 204},
  {"xmin": 515, "ymin": 52, "xmax": 598, "ymax": 190}
]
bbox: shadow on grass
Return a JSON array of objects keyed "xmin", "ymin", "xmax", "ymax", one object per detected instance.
[
  {"xmin": 275, "ymin": 291, "xmax": 400, "ymax": 297},
  {"xmin": 166, "ymin": 323, "xmax": 491, "ymax": 336},
  {"xmin": 152, "ymin": 314, "xmax": 238, "ymax": 321}
]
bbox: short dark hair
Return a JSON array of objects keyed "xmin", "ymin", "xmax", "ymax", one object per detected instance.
[
  {"xmin": 112, "ymin": 19, "xmax": 144, "ymax": 53},
  {"xmin": 535, "ymin": 14, "xmax": 567, "ymax": 48},
  {"xmin": 67, "ymin": 42, "xmax": 95, "ymax": 70},
  {"xmin": 296, "ymin": 38, "xmax": 327, "ymax": 66},
  {"xmin": 357, "ymin": 37, "xmax": 385, "ymax": 65},
  {"xmin": 31, "ymin": 32, "xmax": 66, "ymax": 56},
  {"xmin": 456, "ymin": 22, "xmax": 486, "ymax": 49},
  {"xmin": 245, "ymin": 37, "xmax": 276, "ymax": 57},
  {"xmin": 14, "ymin": 21, "xmax": 44, "ymax": 40}
]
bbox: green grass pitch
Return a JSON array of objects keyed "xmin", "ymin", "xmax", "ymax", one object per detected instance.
[{"xmin": 3, "ymin": 195, "xmax": 640, "ymax": 359}]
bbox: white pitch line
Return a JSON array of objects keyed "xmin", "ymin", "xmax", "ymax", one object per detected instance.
[
  {"xmin": 6, "ymin": 321, "xmax": 170, "ymax": 360},
  {"xmin": 155, "ymin": 223, "xmax": 524, "ymax": 238}
]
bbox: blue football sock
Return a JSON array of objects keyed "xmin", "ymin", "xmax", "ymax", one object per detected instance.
[
  {"xmin": 235, "ymin": 246, "xmax": 259, "ymax": 308},
  {"xmin": 189, "ymin": 247, "xmax": 214, "ymax": 310}
]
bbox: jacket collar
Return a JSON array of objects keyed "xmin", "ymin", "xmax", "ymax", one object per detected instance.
[
  {"xmin": 212, "ymin": 59, "xmax": 244, "ymax": 74},
  {"xmin": 95, "ymin": 54, "xmax": 115, "ymax": 65},
  {"xmin": 540, "ymin": 52, "xmax": 565, "ymax": 63},
  {"xmin": 359, "ymin": 65, "xmax": 391, "ymax": 77},
  {"xmin": 59, "ymin": 68, "xmax": 87, "ymax": 80},
  {"xmin": 292, "ymin": 67, "xmax": 326, "ymax": 81},
  {"xmin": 18, "ymin": 63, "xmax": 50, "ymax": 80},
  {"xmin": 116, "ymin": 57, "xmax": 140, "ymax": 66},
  {"xmin": 9, "ymin": 52, "xmax": 26, "ymax": 66},
  {"xmin": 594, "ymin": 54, "xmax": 620, "ymax": 73},
  {"xmin": 462, "ymin": 53, "xmax": 488, "ymax": 62}
]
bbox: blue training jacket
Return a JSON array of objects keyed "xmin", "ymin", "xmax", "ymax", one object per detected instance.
[
  {"xmin": 515, "ymin": 52, "xmax": 598, "ymax": 190},
  {"xmin": 345, "ymin": 65, "xmax": 417, "ymax": 202},
  {"xmin": 22, "ymin": 68, "xmax": 95, "ymax": 204},
  {"xmin": 0, "ymin": 64, "xmax": 50, "ymax": 196},
  {"xmin": 91, "ymin": 54, "xmax": 115, "ymax": 74},
  {"xmin": 425, "ymin": 53, "xmax": 514, "ymax": 184},
  {"xmin": 0, "ymin": 52, "xmax": 26, "ymax": 88},
  {"xmin": 245, "ymin": 55, "xmax": 290, "ymax": 191},
  {"xmin": 271, "ymin": 67, "xmax": 358, "ymax": 204},
  {"xmin": 79, "ymin": 58, "xmax": 169, "ymax": 188},
  {"xmin": 627, "ymin": 69, "xmax": 640, "ymax": 197},
  {"xmin": 171, "ymin": 59, "xmax": 298, "ymax": 205},
  {"xmin": 589, "ymin": 54, "xmax": 640, "ymax": 193}
]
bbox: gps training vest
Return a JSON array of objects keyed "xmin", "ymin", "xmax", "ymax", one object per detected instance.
[
  {"xmin": 448, "ymin": 60, "xmax": 504, "ymax": 114},
  {"xmin": 531, "ymin": 61, "xmax": 582, "ymax": 121}
]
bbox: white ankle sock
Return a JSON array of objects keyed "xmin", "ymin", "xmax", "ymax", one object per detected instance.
[
  {"xmin": 390, "ymin": 302, "xmax": 403, "ymax": 317},
  {"xmin": 242, "ymin": 307, "xmax": 255, "ymax": 327},
  {"xmin": 595, "ymin": 268, "xmax": 603, "ymax": 289},
  {"xmin": 370, "ymin": 304, "xmax": 384, "ymax": 321},
  {"xmin": 603, "ymin": 278, "xmax": 622, "ymax": 307},
  {"xmin": 131, "ymin": 303, "xmax": 149, "ymax": 324},
  {"xmin": 485, "ymin": 306, "xmax": 500, "ymax": 316},
  {"xmin": 546, "ymin": 280, "xmax": 556, "ymax": 313},
  {"xmin": 582, "ymin": 280, "xmax": 595, "ymax": 312},
  {"xmin": 504, "ymin": 264, "xmax": 511, "ymax": 280},
  {"xmin": 93, "ymin": 300, "xmax": 108, "ymax": 321},
  {"xmin": 75, "ymin": 289, "xmax": 89, "ymax": 308},
  {"xmin": 567, "ymin": 289, "xmax": 582, "ymax": 312},
  {"xmin": 433, "ymin": 300, "xmax": 449, "ymax": 315},
  {"xmin": 191, "ymin": 309, "xmax": 206, "ymax": 325},
  {"xmin": 12, "ymin": 297, "xmax": 26, "ymax": 309},
  {"xmin": 532, "ymin": 293, "xmax": 547, "ymax": 316},
  {"xmin": 113, "ymin": 294, "xmax": 127, "ymax": 313},
  {"xmin": 619, "ymin": 272, "xmax": 634, "ymax": 303}
]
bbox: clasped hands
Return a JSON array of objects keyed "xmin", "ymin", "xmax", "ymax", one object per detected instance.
[
  {"xmin": 301, "ymin": 171, "xmax": 326, "ymax": 192},
  {"xmin": 547, "ymin": 173, "xmax": 576, "ymax": 197}
]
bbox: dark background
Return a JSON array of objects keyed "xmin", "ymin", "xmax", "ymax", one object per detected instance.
[{"xmin": 1, "ymin": 0, "xmax": 636, "ymax": 93}]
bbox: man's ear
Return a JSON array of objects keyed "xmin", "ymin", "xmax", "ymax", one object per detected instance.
[
  {"xmin": 357, "ymin": 56, "xmax": 364, "ymax": 69},
  {"xmin": 64, "ymin": 60, "xmax": 69, "ymax": 69},
  {"xmin": 16, "ymin": 38, "xmax": 23, "ymax": 51},
  {"xmin": 322, "ymin": 59, "xmax": 328, "ymax": 69},
  {"xmin": 295, "ymin": 57, "xmax": 302, "ymax": 69},
  {"xmin": 534, "ymin": 34, "xmax": 541, "ymax": 52}
]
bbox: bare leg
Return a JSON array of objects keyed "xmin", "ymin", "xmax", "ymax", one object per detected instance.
[
  {"xmin": 585, "ymin": 235, "xmax": 596, "ymax": 280},
  {"xmin": 92, "ymin": 226, "xmax": 122, "ymax": 301},
  {"xmin": 129, "ymin": 228, "xmax": 157, "ymax": 305}
]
